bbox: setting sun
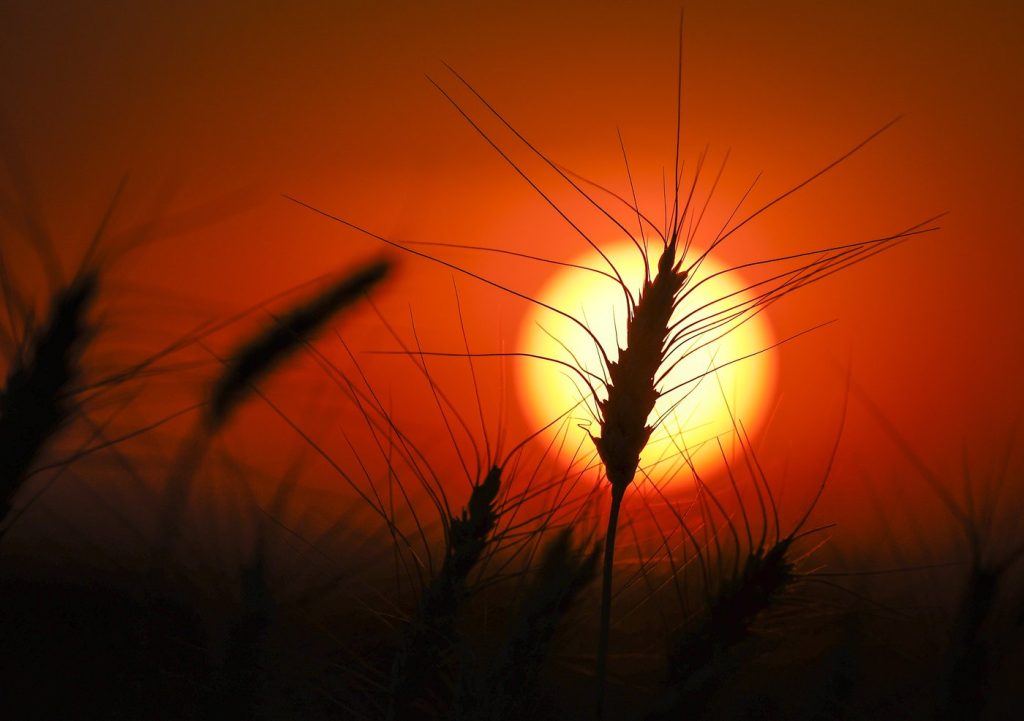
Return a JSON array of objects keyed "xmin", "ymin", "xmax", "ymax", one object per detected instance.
[{"xmin": 517, "ymin": 240, "xmax": 777, "ymax": 484}]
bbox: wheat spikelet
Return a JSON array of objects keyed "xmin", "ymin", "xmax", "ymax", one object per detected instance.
[
  {"xmin": 0, "ymin": 273, "xmax": 96, "ymax": 528},
  {"xmin": 207, "ymin": 256, "xmax": 391, "ymax": 429},
  {"xmin": 150, "ymin": 258, "xmax": 391, "ymax": 572},
  {"xmin": 594, "ymin": 244, "xmax": 685, "ymax": 491},
  {"xmin": 643, "ymin": 404, "xmax": 845, "ymax": 720},
  {"xmin": 646, "ymin": 538, "xmax": 796, "ymax": 720},
  {"xmin": 387, "ymin": 465, "xmax": 502, "ymax": 721}
]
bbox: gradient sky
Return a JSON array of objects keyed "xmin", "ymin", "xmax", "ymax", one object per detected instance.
[{"xmin": 2, "ymin": 1, "xmax": 1022, "ymax": 550}]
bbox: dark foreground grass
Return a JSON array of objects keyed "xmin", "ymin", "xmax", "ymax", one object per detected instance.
[
  {"xmin": 453, "ymin": 527, "xmax": 601, "ymax": 721},
  {"xmin": 3, "ymin": 436, "xmax": 1021, "ymax": 721},
  {"xmin": 0, "ymin": 271, "xmax": 1020, "ymax": 721}
]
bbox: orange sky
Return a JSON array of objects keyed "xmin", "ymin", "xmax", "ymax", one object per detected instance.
[{"xmin": 2, "ymin": 1, "xmax": 1022, "ymax": 553}]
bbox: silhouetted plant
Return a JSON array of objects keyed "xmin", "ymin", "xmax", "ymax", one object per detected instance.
[
  {"xmin": 0, "ymin": 273, "xmax": 96, "ymax": 532},
  {"xmin": 645, "ymin": 416, "xmax": 841, "ymax": 721},
  {"xmin": 293, "ymin": 49, "xmax": 940, "ymax": 719},
  {"xmin": 152, "ymin": 257, "xmax": 392, "ymax": 567},
  {"xmin": 208, "ymin": 257, "xmax": 392, "ymax": 429},
  {"xmin": 455, "ymin": 527, "xmax": 601, "ymax": 721},
  {"xmin": 387, "ymin": 465, "xmax": 502, "ymax": 721}
]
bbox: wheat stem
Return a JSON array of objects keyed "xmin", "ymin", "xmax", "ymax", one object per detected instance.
[{"xmin": 595, "ymin": 483, "xmax": 625, "ymax": 720}]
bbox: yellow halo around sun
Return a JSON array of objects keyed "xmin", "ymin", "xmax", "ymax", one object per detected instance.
[{"xmin": 516, "ymin": 239, "xmax": 777, "ymax": 485}]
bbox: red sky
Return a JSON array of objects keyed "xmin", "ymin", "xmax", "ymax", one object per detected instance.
[{"xmin": 2, "ymin": 1, "xmax": 1022, "ymax": 554}]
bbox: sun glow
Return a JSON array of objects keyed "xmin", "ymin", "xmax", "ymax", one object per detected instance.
[{"xmin": 517, "ymin": 240, "xmax": 777, "ymax": 485}]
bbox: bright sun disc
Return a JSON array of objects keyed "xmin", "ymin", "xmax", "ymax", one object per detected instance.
[{"xmin": 516, "ymin": 240, "xmax": 777, "ymax": 485}]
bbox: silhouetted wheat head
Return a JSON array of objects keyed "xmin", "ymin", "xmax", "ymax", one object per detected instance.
[
  {"xmin": 151, "ymin": 257, "xmax": 392, "ymax": 573},
  {"xmin": 0, "ymin": 272, "xmax": 97, "ymax": 530},
  {"xmin": 387, "ymin": 465, "xmax": 502, "ymax": 720},
  {"xmin": 208, "ymin": 256, "xmax": 392, "ymax": 429},
  {"xmin": 643, "ymin": 422, "xmax": 840, "ymax": 721}
]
